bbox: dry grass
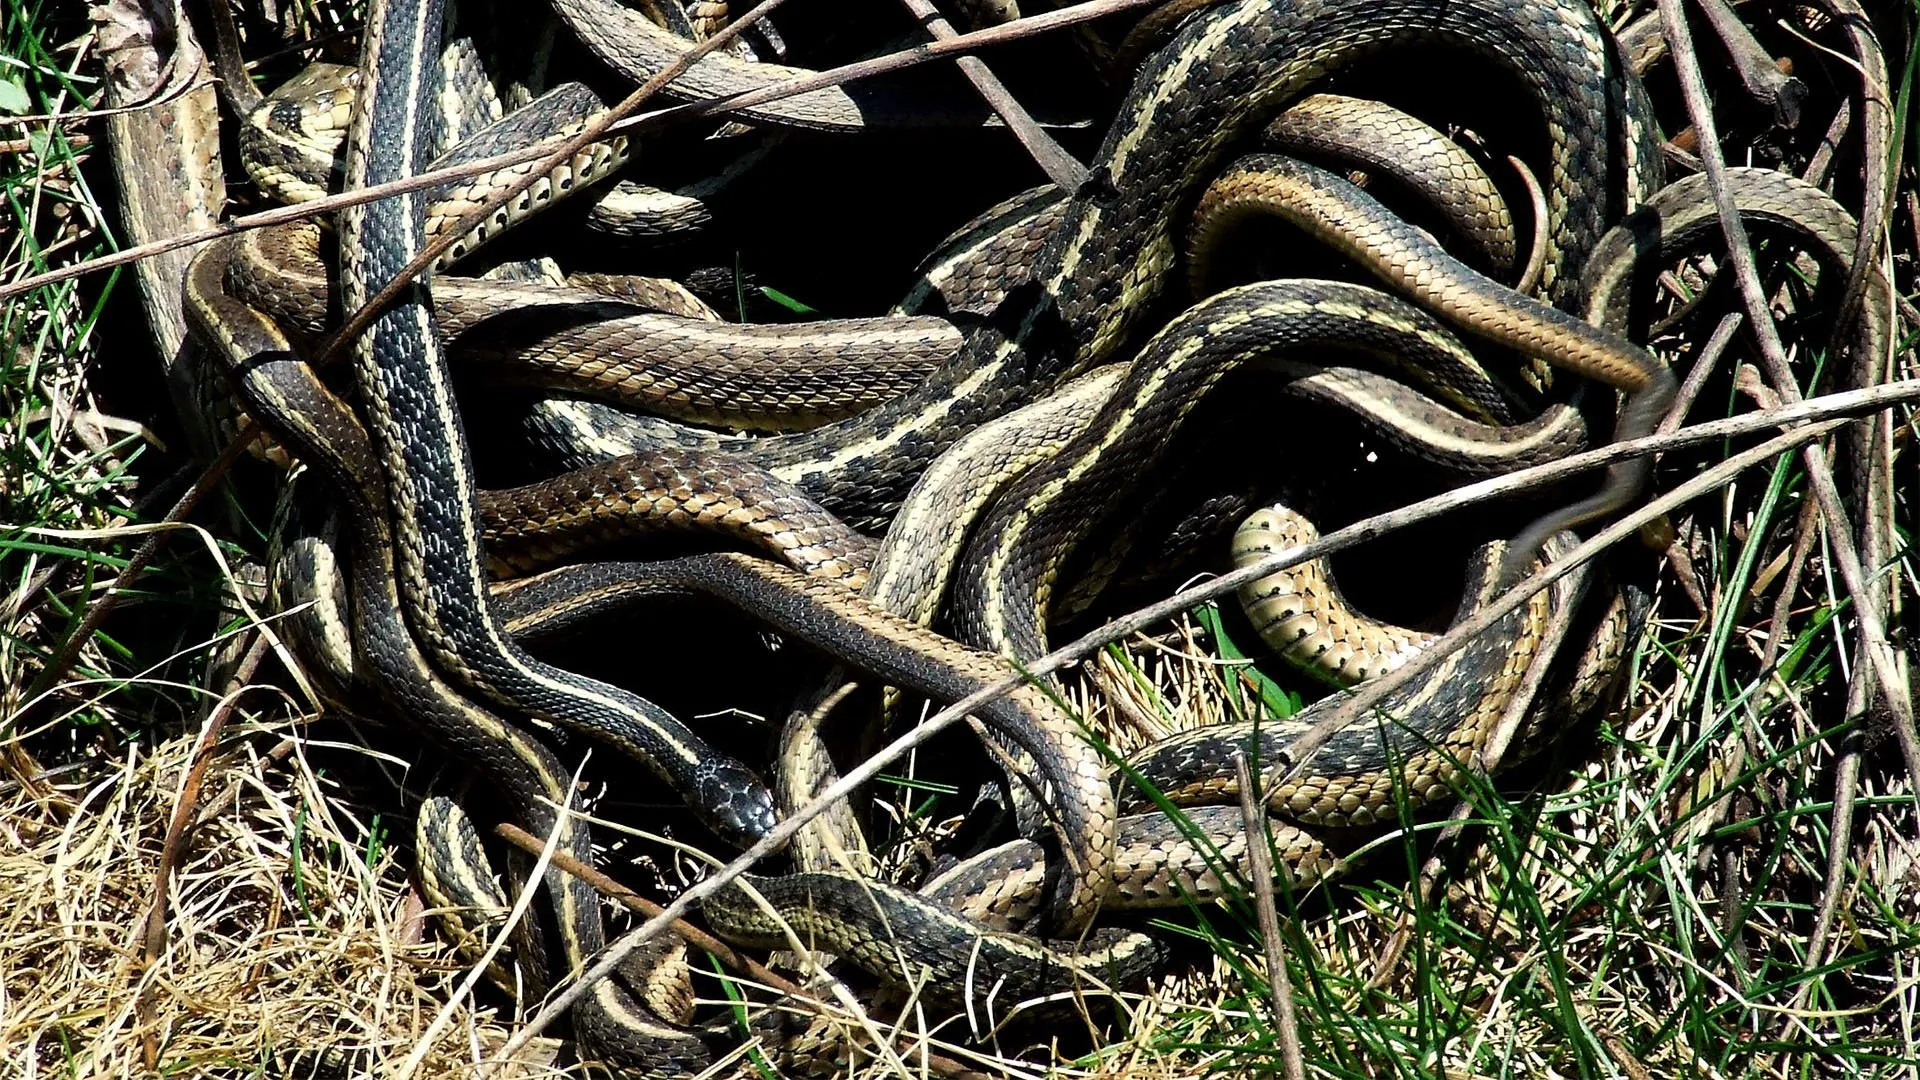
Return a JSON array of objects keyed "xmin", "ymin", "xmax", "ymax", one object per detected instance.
[
  {"xmin": 0, "ymin": 718, "xmax": 552, "ymax": 1077},
  {"xmin": 3, "ymin": 0, "xmax": 1917, "ymax": 1076}
]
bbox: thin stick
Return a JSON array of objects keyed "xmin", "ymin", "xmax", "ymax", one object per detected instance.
[
  {"xmin": 601, "ymin": 0, "xmax": 1164, "ymax": 136},
  {"xmin": 1658, "ymin": 312, "xmax": 1746, "ymax": 614},
  {"xmin": 492, "ymin": 386, "xmax": 1900, "ymax": 1063},
  {"xmin": 1692, "ymin": 0, "xmax": 1807, "ymax": 127},
  {"xmin": 0, "ymin": 132, "xmax": 93, "ymax": 153},
  {"xmin": 1802, "ymin": 667, "xmax": 1869, "ymax": 974},
  {"xmin": 1802, "ymin": 0, "xmax": 1896, "ymax": 349},
  {"xmin": 1657, "ymin": 313, "xmax": 1744, "ymax": 436},
  {"xmin": 1232, "ymin": 752, "xmax": 1302, "ymax": 1080},
  {"xmin": 893, "ymin": 0, "xmax": 1087, "ymax": 189},
  {"xmin": 130, "ymin": 633, "xmax": 268, "ymax": 1068},
  {"xmin": 493, "ymin": 823, "xmax": 795, "ymax": 996},
  {"xmin": 1759, "ymin": 496, "xmax": 1823, "ymax": 671}
]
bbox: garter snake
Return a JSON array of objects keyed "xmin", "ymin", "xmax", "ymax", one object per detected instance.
[
  {"xmin": 192, "ymin": 233, "xmax": 1126, "ymax": 1070},
  {"xmin": 951, "ymin": 278, "xmax": 1589, "ymax": 668},
  {"xmin": 225, "ymin": 220, "xmax": 952, "ymax": 433},
  {"xmin": 182, "ymin": 238, "xmax": 711, "ymax": 1075},
  {"xmin": 189, "ymin": 0, "xmax": 1710, "ymax": 1069},
  {"xmin": 338, "ymin": 0, "xmax": 777, "ymax": 850},
  {"xmin": 1126, "ymin": 534, "xmax": 1559, "ymax": 824},
  {"xmin": 479, "ymin": 525, "xmax": 1607, "ymax": 990},
  {"xmin": 1187, "ymin": 153, "xmax": 1673, "ymax": 583},
  {"xmin": 321, "ymin": 161, "xmax": 1863, "ymax": 1077},
  {"xmin": 1112, "ymin": 165, "xmax": 1887, "ymax": 829},
  {"xmin": 657, "ymin": 0, "xmax": 1665, "ymax": 534},
  {"xmin": 1263, "ymin": 94, "xmax": 1519, "ymax": 280},
  {"xmin": 1234, "ymin": 505, "xmax": 1433, "ymax": 684}
]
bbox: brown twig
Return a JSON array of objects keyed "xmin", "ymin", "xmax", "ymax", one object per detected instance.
[
  {"xmin": 1692, "ymin": 0, "xmax": 1808, "ymax": 129},
  {"xmin": 494, "ymin": 823, "xmax": 793, "ymax": 997},
  {"xmin": 894, "ymin": 0, "xmax": 1087, "ymax": 189},
  {"xmin": 1231, "ymin": 751, "xmax": 1302, "ymax": 1080},
  {"xmin": 1798, "ymin": 0, "xmax": 1896, "ymax": 349},
  {"xmin": 1801, "ymin": 713, "xmax": 1865, "ymax": 979},
  {"xmin": 1758, "ymin": 496, "xmax": 1822, "ymax": 671},
  {"xmin": 130, "ymin": 632, "xmax": 270, "ymax": 1069},
  {"xmin": 1803, "ymin": 99, "xmax": 1851, "ymax": 187},
  {"xmin": 0, "ymin": 131, "xmax": 93, "ymax": 153},
  {"xmin": 1656, "ymin": 313, "xmax": 1744, "ymax": 437},
  {"xmin": 1657, "ymin": 311, "xmax": 1745, "ymax": 616}
]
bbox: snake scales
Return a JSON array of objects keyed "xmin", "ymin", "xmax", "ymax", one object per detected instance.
[{"xmin": 154, "ymin": 0, "xmax": 1885, "ymax": 1072}]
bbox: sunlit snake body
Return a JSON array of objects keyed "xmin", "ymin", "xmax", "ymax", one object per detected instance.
[{"xmin": 186, "ymin": 0, "xmax": 1732, "ymax": 1070}]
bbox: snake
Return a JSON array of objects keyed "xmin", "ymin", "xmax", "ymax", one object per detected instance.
[
  {"xmin": 195, "ymin": 222, "xmax": 1150, "ymax": 1071},
  {"xmin": 949, "ymin": 277, "xmax": 1592, "ymax": 668},
  {"xmin": 1185, "ymin": 153, "xmax": 1674, "ymax": 584},
  {"xmin": 98, "ymin": 0, "xmax": 228, "ymax": 457},
  {"xmin": 231, "ymin": 47, "xmax": 723, "ymax": 251},
  {"xmin": 423, "ymin": 159, "xmax": 1870, "ymax": 1077},
  {"xmin": 194, "ymin": 236, "xmax": 1159, "ymax": 1073},
  {"xmin": 181, "ymin": 233, "xmax": 706, "ymax": 1072},
  {"xmin": 224, "ymin": 219, "xmax": 953, "ymax": 433},
  {"xmin": 334, "ymin": 0, "xmax": 787, "ymax": 855},
  {"xmin": 220, "ymin": 2, "xmax": 1113, "ymax": 907},
  {"xmin": 489, "ymin": 0, "xmax": 1674, "ymax": 547},
  {"xmin": 180, "ymin": 0, "xmax": 1747, "ymax": 1069},
  {"xmin": 500, "ymin": 0, "xmax": 1654, "ymax": 540}
]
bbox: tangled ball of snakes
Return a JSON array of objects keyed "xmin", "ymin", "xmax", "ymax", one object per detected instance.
[{"xmin": 148, "ymin": 0, "xmax": 1893, "ymax": 1073}]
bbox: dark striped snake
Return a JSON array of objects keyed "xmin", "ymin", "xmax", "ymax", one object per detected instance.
[{"xmin": 169, "ymin": 0, "xmax": 1890, "ymax": 1071}]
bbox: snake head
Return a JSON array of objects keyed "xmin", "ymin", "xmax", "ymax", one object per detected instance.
[{"xmin": 696, "ymin": 759, "xmax": 777, "ymax": 850}]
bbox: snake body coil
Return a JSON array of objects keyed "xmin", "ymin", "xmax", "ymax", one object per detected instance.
[
  {"xmin": 713, "ymin": 0, "xmax": 1639, "ymax": 531},
  {"xmin": 181, "ymin": 0, "xmax": 1711, "ymax": 1069},
  {"xmin": 336, "ymin": 0, "xmax": 775, "ymax": 842}
]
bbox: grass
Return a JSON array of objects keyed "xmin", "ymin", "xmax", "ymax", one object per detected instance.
[
  {"xmin": 2, "ymin": 0, "xmax": 133, "ymax": 719},
  {"xmin": 3, "ymin": 0, "xmax": 1918, "ymax": 1076}
]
